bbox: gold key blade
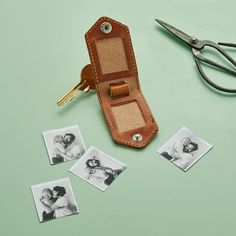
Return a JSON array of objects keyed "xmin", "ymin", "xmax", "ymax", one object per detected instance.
[
  {"xmin": 57, "ymin": 80, "xmax": 86, "ymax": 106},
  {"xmin": 57, "ymin": 64, "xmax": 95, "ymax": 106}
]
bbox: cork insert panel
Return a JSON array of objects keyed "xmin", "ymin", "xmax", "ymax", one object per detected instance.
[
  {"xmin": 111, "ymin": 101, "xmax": 146, "ymax": 133},
  {"xmin": 96, "ymin": 37, "xmax": 129, "ymax": 74}
]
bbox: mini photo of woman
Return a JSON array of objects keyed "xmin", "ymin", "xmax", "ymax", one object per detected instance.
[
  {"xmin": 69, "ymin": 146, "xmax": 126, "ymax": 191},
  {"xmin": 157, "ymin": 127, "xmax": 213, "ymax": 171},
  {"xmin": 31, "ymin": 178, "xmax": 79, "ymax": 222},
  {"xmin": 42, "ymin": 125, "xmax": 86, "ymax": 165}
]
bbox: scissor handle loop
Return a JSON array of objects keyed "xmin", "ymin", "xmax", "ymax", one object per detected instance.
[
  {"xmin": 195, "ymin": 59, "xmax": 236, "ymax": 93},
  {"xmin": 192, "ymin": 42, "xmax": 236, "ymax": 93},
  {"xmin": 192, "ymin": 42, "xmax": 236, "ymax": 74}
]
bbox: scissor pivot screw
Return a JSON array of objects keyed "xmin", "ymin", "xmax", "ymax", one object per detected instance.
[{"xmin": 190, "ymin": 37, "xmax": 199, "ymax": 45}]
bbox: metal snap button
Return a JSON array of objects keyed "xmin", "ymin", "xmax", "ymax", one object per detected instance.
[
  {"xmin": 133, "ymin": 134, "xmax": 142, "ymax": 142},
  {"xmin": 100, "ymin": 22, "xmax": 112, "ymax": 33}
]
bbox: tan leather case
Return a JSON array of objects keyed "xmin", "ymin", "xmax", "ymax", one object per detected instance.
[{"xmin": 84, "ymin": 17, "xmax": 158, "ymax": 148}]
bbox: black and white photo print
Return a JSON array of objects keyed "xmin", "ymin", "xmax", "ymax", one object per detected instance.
[
  {"xmin": 43, "ymin": 125, "xmax": 86, "ymax": 165},
  {"xmin": 31, "ymin": 178, "xmax": 79, "ymax": 222},
  {"xmin": 69, "ymin": 146, "xmax": 126, "ymax": 191},
  {"xmin": 157, "ymin": 127, "xmax": 213, "ymax": 171}
]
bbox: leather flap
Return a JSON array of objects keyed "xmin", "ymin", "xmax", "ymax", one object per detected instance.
[{"xmin": 85, "ymin": 17, "xmax": 158, "ymax": 148}]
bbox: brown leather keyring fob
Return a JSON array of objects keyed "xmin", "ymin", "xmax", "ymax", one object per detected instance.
[
  {"xmin": 58, "ymin": 16, "xmax": 158, "ymax": 148},
  {"xmin": 83, "ymin": 16, "xmax": 158, "ymax": 148}
]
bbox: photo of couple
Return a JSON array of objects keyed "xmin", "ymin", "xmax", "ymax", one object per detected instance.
[
  {"xmin": 157, "ymin": 127, "xmax": 213, "ymax": 171},
  {"xmin": 43, "ymin": 125, "xmax": 86, "ymax": 165},
  {"xmin": 31, "ymin": 178, "xmax": 79, "ymax": 222},
  {"xmin": 70, "ymin": 147, "xmax": 126, "ymax": 191}
]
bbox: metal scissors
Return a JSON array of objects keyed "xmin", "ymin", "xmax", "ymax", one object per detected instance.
[{"xmin": 155, "ymin": 18, "xmax": 236, "ymax": 93}]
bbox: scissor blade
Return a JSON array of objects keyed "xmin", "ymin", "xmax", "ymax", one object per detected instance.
[{"xmin": 155, "ymin": 18, "xmax": 195, "ymax": 47}]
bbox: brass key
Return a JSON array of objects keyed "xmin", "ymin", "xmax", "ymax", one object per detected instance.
[{"xmin": 57, "ymin": 64, "xmax": 95, "ymax": 106}]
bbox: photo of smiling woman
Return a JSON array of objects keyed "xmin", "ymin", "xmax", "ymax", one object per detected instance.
[
  {"xmin": 161, "ymin": 137, "xmax": 199, "ymax": 170},
  {"xmin": 43, "ymin": 125, "xmax": 86, "ymax": 165},
  {"xmin": 85, "ymin": 152, "xmax": 124, "ymax": 186},
  {"xmin": 31, "ymin": 178, "xmax": 79, "ymax": 222},
  {"xmin": 70, "ymin": 147, "xmax": 126, "ymax": 191},
  {"xmin": 157, "ymin": 127, "xmax": 213, "ymax": 171}
]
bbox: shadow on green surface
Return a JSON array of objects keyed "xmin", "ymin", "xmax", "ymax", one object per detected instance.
[{"xmin": 56, "ymin": 91, "xmax": 97, "ymax": 115}]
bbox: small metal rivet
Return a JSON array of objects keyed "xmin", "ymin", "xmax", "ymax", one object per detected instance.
[
  {"xmin": 189, "ymin": 37, "xmax": 199, "ymax": 45},
  {"xmin": 100, "ymin": 22, "xmax": 112, "ymax": 34},
  {"xmin": 133, "ymin": 134, "xmax": 142, "ymax": 142}
]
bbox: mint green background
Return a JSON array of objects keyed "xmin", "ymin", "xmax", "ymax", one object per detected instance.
[{"xmin": 1, "ymin": 0, "xmax": 236, "ymax": 235}]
